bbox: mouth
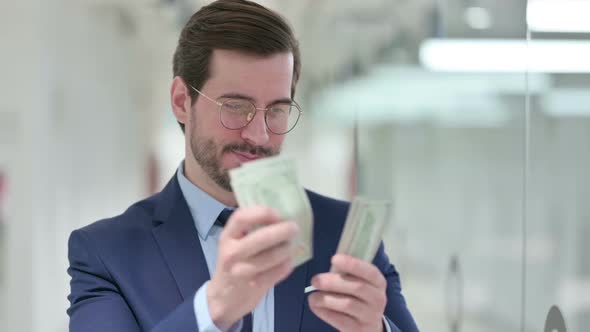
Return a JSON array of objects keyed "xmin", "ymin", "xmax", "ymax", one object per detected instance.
[{"xmin": 231, "ymin": 150, "xmax": 263, "ymax": 163}]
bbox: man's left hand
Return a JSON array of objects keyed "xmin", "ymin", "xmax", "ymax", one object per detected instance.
[{"xmin": 308, "ymin": 254, "xmax": 387, "ymax": 332}]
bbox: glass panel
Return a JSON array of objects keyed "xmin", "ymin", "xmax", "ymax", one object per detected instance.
[
  {"xmin": 343, "ymin": 1, "xmax": 529, "ymax": 331},
  {"xmin": 525, "ymin": 0, "xmax": 590, "ymax": 330}
]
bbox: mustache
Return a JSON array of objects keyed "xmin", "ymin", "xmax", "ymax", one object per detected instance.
[{"xmin": 222, "ymin": 143, "xmax": 276, "ymax": 157}]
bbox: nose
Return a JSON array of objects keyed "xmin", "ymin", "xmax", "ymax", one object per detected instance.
[{"xmin": 240, "ymin": 109, "xmax": 269, "ymax": 146}]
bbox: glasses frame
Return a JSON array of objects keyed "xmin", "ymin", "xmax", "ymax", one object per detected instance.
[{"xmin": 188, "ymin": 84, "xmax": 302, "ymax": 135}]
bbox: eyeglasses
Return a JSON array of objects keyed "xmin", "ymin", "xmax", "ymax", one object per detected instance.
[{"xmin": 188, "ymin": 84, "xmax": 302, "ymax": 135}]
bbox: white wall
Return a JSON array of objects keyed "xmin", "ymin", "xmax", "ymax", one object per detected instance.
[{"xmin": 0, "ymin": 1, "xmax": 154, "ymax": 331}]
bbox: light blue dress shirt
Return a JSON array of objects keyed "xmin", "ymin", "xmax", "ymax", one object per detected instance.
[{"xmin": 177, "ymin": 163, "xmax": 275, "ymax": 332}]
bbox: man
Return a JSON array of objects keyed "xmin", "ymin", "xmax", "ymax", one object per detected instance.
[{"xmin": 66, "ymin": 1, "xmax": 419, "ymax": 331}]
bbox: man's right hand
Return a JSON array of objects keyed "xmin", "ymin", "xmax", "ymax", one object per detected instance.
[{"xmin": 206, "ymin": 206, "xmax": 299, "ymax": 331}]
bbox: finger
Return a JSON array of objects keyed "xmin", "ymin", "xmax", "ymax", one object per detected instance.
[
  {"xmin": 311, "ymin": 272, "xmax": 384, "ymax": 307},
  {"xmin": 249, "ymin": 255, "xmax": 294, "ymax": 288},
  {"xmin": 308, "ymin": 298, "xmax": 361, "ymax": 332},
  {"xmin": 331, "ymin": 254, "xmax": 387, "ymax": 289},
  {"xmin": 223, "ymin": 206, "xmax": 281, "ymax": 239},
  {"xmin": 232, "ymin": 221, "xmax": 299, "ymax": 260},
  {"xmin": 308, "ymin": 291, "xmax": 377, "ymax": 325},
  {"xmin": 230, "ymin": 240, "xmax": 294, "ymax": 279}
]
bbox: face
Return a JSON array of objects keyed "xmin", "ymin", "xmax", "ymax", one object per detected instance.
[{"xmin": 187, "ymin": 50, "xmax": 294, "ymax": 191}]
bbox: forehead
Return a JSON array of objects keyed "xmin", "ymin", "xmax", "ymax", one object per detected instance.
[{"xmin": 204, "ymin": 49, "xmax": 294, "ymax": 101}]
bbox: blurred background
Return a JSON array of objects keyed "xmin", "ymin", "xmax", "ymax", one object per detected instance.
[{"xmin": 1, "ymin": 0, "xmax": 589, "ymax": 331}]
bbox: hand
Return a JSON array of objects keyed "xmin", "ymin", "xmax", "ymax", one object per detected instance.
[
  {"xmin": 207, "ymin": 206, "xmax": 299, "ymax": 331},
  {"xmin": 308, "ymin": 254, "xmax": 387, "ymax": 332}
]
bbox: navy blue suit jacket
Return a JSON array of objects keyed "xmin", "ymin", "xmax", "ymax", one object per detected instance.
[{"xmin": 67, "ymin": 175, "xmax": 419, "ymax": 331}]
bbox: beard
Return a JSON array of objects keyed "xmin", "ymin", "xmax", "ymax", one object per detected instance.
[{"xmin": 190, "ymin": 130, "xmax": 280, "ymax": 192}]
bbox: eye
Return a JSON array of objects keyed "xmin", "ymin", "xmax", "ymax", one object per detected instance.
[
  {"xmin": 268, "ymin": 104, "xmax": 290, "ymax": 116},
  {"xmin": 223, "ymin": 100, "xmax": 252, "ymax": 114}
]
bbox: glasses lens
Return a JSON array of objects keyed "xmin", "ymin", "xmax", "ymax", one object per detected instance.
[
  {"xmin": 266, "ymin": 103, "xmax": 301, "ymax": 134},
  {"xmin": 220, "ymin": 99, "xmax": 255, "ymax": 129}
]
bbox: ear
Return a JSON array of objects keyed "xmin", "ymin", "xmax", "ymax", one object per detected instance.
[{"xmin": 170, "ymin": 76, "xmax": 191, "ymax": 127}]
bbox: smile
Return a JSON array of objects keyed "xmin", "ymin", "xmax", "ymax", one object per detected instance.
[{"xmin": 231, "ymin": 150, "xmax": 262, "ymax": 162}]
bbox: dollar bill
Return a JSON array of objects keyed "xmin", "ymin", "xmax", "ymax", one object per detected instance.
[
  {"xmin": 333, "ymin": 197, "xmax": 392, "ymax": 269},
  {"xmin": 229, "ymin": 155, "xmax": 313, "ymax": 267}
]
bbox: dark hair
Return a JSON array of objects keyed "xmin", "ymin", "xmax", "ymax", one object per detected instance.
[{"xmin": 172, "ymin": 0, "xmax": 301, "ymax": 133}]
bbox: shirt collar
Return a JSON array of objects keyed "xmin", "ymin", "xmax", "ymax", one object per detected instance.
[{"xmin": 176, "ymin": 161, "xmax": 228, "ymax": 240}]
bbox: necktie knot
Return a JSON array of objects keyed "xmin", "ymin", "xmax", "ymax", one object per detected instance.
[{"xmin": 216, "ymin": 208, "xmax": 234, "ymax": 227}]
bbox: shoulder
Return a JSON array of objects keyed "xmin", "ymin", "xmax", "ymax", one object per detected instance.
[{"xmin": 69, "ymin": 193, "xmax": 161, "ymax": 251}]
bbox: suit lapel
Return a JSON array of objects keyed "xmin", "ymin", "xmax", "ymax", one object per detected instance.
[
  {"xmin": 151, "ymin": 176, "xmax": 211, "ymax": 301},
  {"xmin": 275, "ymin": 261, "xmax": 309, "ymax": 332},
  {"xmin": 151, "ymin": 175, "xmax": 313, "ymax": 329}
]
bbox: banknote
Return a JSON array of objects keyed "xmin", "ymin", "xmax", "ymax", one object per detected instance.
[
  {"xmin": 304, "ymin": 197, "xmax": 392, "ymax": 292},
  {"xmin": 229, "ymin": 155, "xmax": 313, "ymax": 267},
  {"xmin": 332, "ymin": 197, "xmax": 392, "ymax": 270}
]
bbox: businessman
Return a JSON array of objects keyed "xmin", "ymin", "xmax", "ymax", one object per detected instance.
[{"xmin": 66, "ymin": 1, "xmax": 419, "ymax": 331}]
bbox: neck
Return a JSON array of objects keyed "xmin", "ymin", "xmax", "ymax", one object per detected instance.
[{"xmin": 183, "ymin": 157, "xmax": 238, "ymax": 207}]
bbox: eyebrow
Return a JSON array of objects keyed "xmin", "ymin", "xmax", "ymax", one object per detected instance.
[{"xmin": 218, "ymin": 92, "xmax": 293, "ymax": 106}]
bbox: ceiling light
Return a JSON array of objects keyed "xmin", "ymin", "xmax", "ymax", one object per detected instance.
[
  {"xmin": 527, "ymin": 0, "xmax": 590, "ymax": 33},
  {"xmin": 420, "ymin": 39, "xmax": 590, "ymax": 73},
  {"xmin": 465, "ymin": 7, "xmax": 492, "ymax": 30}
]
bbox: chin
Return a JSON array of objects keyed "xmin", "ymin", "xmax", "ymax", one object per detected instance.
[{"xmin": 222, "ymin": 151, "xmax": 242, "ymax": 169}]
